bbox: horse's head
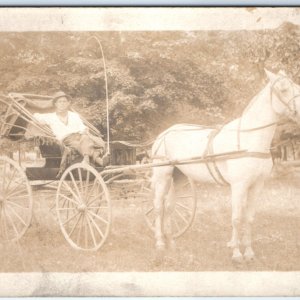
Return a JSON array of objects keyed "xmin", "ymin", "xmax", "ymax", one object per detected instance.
[{"xmin": 265, "ymin": 69, "xmax": 300, "ymax": 125}]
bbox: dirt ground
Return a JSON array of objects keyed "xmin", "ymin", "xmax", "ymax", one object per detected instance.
[{"xmin": 0, "ymin": 174, "xmax": 300, "ymax": 272}]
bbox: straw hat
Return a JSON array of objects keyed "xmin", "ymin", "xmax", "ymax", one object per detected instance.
[{"xmin": 52, "ymin": 91, "xmax": 71, "ymax": 105}]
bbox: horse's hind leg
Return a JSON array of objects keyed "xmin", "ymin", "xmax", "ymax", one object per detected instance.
[
  {"xmin": 242, "ymin": 180, "xmax": 264, "ymax": 261},
  {"xmin": 152, "ymin": 165, "xmax": 174, "ymax": 250},
  {"xmin": 164, "ymin": 180, "xmax": 176, "ymax": 249},
  {"xmin": 228, "ymin": 183, "xmax": 248, "ymax": 263}
]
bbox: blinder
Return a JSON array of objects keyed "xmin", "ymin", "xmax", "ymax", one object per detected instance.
[{"xmin": 270, "ymin": 75, "xmax": 300, "ymax": 121}]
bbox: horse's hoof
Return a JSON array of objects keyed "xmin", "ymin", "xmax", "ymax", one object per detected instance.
[
  {"xmin": 244, "ymin": 253, "xmax": 255, "ymax": 262},
  {"xmin": 227, "ymin": 240, "xmax": 237, "ymax": 248},
  {"xmin": 155, "ymin": 241, "xmax": 166, "ymax": 251},
  {"xmin": 168, "ymin": 239, "xmax": 176, "ymax": 250},
  {"xmin": 244, "ymin": 248, "xmax": 255, "ymax": 262},
  {"xmin": 227, "ymin": 241, "xmax": 234, "ymax": 248},
  {"xmin": 153, "ymin": 250, "xmax": 164, "ymax": 266},
  {"xmin": 232, "ymin": 253, "xmax": 243, "ymax": 264}
]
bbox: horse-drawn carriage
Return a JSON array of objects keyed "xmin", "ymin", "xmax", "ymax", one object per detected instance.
[
  {"xmin": 0, "ymin": 92, "xmax": 197, "ymax": 251},
  {"xmin": 1, "ymin": 70, "xmax": 300, "ymax": 263}
]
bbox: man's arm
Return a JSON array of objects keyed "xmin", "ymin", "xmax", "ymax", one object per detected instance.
[
  {"xmin": 74, "ymin": 113, "xmax": 88, "ymax": 134},
  {"xmin": 33, "ymin": 113, "xmax": 49, "ymax": 125}
]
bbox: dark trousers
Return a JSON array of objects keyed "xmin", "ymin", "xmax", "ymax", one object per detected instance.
[{"xmin": 63, "ymin": 133, "xmax": 104, "ymax": 160}]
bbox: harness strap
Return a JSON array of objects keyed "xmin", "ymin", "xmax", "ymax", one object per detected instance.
[
  {"xmin": 204, "ymin": 129, "xmax": 230, "ymax": 186},
  {"xmin": 244, "ymin": 152, "xmax": 271, "ymax": 159}
]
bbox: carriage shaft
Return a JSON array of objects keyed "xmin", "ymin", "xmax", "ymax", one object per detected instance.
[{"xmin": 101, "ymin": 149, "xmax": 249, "ymax": 176}]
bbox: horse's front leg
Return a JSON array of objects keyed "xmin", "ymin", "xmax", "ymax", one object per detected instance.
[
  {"xmin": 152, "ymin": 167, "xmax": 173, "ymax": 250},
  {"xmin": 242, "ymin": 180, "xmax": 264, "ymax": 261},
  {"xmin": 227, "ymin": 183, "xmax": 248, "ymax": 263}
]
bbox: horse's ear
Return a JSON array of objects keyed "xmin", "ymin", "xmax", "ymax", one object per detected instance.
[
  {"xmin": 278, "ymin": 70, "xmax": 287, "ymax": 76},
  {"xmin": 264, "ymin": 69, "xmax": 277, "ymax": 82}
]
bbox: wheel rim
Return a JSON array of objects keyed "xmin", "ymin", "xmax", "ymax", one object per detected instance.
[
  {"xmin": 56, "ymin": 163, "xmax": 111, "ymax": 251},
  {"xmin": 0, "ymin": 156, "xmax": 33, "ymax": 242},
  {"xmin": 141, "ymin": 174, "xmax": 197, "ymax": 238}
]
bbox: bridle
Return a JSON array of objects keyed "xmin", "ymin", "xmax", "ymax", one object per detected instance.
[
  {"xmin": 235, "ymin": 75, "xmax": 300, "ymax": 150},
  {"xmin": 270, "ymin": 75, "xmax": 300, "ymax": 122}
]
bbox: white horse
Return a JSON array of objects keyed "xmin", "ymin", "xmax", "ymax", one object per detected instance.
[{"xmin": 151, "ymin": 69, "xmax": 300, "ymax": 262}]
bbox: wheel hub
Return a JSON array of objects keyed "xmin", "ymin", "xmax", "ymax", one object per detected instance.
[{"xmin": 77, "ymin": 203, "xmax": 87, "ymax": 212}]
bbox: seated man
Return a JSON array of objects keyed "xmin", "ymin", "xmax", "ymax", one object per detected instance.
[{"xmin": 33, "ymin": 91, "xmax": 109, "ymax": 166}]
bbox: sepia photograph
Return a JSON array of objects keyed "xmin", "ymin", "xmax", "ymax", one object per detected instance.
[{"xmin": 0, "ymin": 6, "xmax": 300, "ymax": 296}]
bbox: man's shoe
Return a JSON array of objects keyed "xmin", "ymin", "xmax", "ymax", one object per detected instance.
[
  {"xmin": 102, "ymin": 153, "xmax": 110, "ymax": 167},
  {"xmin": 94, "ymin": 157, "xmax": 104, "ymax": 166}
]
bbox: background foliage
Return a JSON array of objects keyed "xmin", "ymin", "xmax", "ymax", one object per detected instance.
[{"xmin": 0, "ymin": 22, "xmax": 299, "ymax": 143}]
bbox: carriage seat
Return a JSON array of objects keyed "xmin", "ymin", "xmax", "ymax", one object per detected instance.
[
  {"xmin": 25, "ymin": 137, "xmax": 83, "ymax": 181},
  {"xmin": 37, "ymin": 137, "xmax": 82, "ymax": 168}
]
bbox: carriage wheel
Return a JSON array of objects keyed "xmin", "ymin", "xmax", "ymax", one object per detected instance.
[
  {"xmin": 0, "ymin": 156, "xmax": 33, "ymax": 242},
  {"xmin": 141, "ymin": 172, "xmax": 197, "ymax": 238},
  {"xmin": 56, "ymin": 163, "xmax": 111, "ymax": 251}
]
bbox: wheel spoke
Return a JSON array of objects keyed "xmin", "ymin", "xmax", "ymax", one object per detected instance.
[
  {"xmin": 84, "ymin": 215, "xmax": 88, "ymax": 248},
  {"xmin": 0, "ymin": 205, "xmax": 4, "ymax": 238},
  {"xmin": 89, "ymin": 211, "xmax": 109, "ymax": 225},
  {"xmin": 87, "ymin": 192, "xmax": 105, "ymax": 206},
  {"xmin": 86, "ymin": 213, "xmax": 105, "ymax": 239},
  {"xmin": 69, "ymin": 172, "xmax": 82, "ymax": 200},
  {"xmin": 176, "ymin": 202, "xmax": 192, "ymax": 212},
  {"xmin": 77, "ymin": 168, "xmax": 84, "ymax": 194},
  {"xmin": 5, "ymin": 206, "xmax": 20, "ymax": 237},
  {"xmin": 5, "ymin": 168, "xmax": 17, "ymax": 192},
  {"xmin": 7, "ymin": 193, "xmax": 28, "ymax": 201},
  {"xmin": 88, "ymin": 206, "xmax": 107, "ymax": 209},
  {"xmin": 145, "ymin": 206, "xmax": 154, "ymax": 216},
  {"xmin": 5, "ymin": 180, "xmax": 26, "ymax": 196},
  {"xmin": 5, "ymin": 187, "xmax": 28, "ymax": 199},
  {"xmin": 5, "ymin": 200, "xmax": 29, "ymax": 210},
  {"xmin": 68, "ymin": 212, "xmax": 82, "ymax": 238},
  {"xmin": 1, "ymin": 205, "xmax": 9, "ymax": 240},
  {"xmin": 179, "ymin": 181, "xmax": 190, "ymax": 189},
  {"xmin": 58, "ymin": 193, "xmax": 80, "ymax": 206},
  {"xmin": 85, "ymin": 178, "xmax": 97, "ymax": 202},
  {"xmin": 57, "ymin": 207, "xmax": 77, "ymax": 211},
  {"xmin": 76, "ymin": 213, "xmax": 85, "ymax": 245},
  {"xmin": 86, "ymin": 213, "xmax": 97, "ymax": 247},
  {"xmin": 174, "ymin": 208, "xmax": 188, "ymax": 225},
  {"xmin": 172, "ymin": 217, "xmax": 181, "ymax": 232},
  {"xmin": 62, "ymin": 182, "xmax": 81, "ymax": 203},
  {"xmin": 62, "ymin": 211, "xmax": 80, "ymax": 226},
  {"xmin": 2, "ymin": 162, "xmax": 7, "ymax": 191},
  {"xmin": 5, "ymin": 204, "xmax": 27, "ymax": 226},
  {"xmin": 137, "ymin": 193, "xmax": 149, "ymax": 198},
  {"xmin": 142, "ymin": 186, "xmax": 151, "ymax": 192},
  {"xmin": 141, "ymin": 198, "xmax": 152, "ymax": 203},
  {"xmin": 150, "ymin": 216, "xmax": 155, "ymax": 227},
  {"xmin": 84, "ymin": 170, "xmax": 91, "ymax": 198}
]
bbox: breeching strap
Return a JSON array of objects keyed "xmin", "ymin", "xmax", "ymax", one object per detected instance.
[
  {"xmin": 204, "ymin": 129, "xmax": 230, "ymax": 186},
  {"xmin": 203, "ymin": 129, "xmax": 271, "ymax": 186}
]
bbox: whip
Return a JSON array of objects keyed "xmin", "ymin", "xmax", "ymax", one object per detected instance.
[{"xmin": 84, "ymin": 35, "xmax": 110, "ymax": 155}]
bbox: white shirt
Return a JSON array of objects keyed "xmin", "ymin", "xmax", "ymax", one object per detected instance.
[{"xmin": 33, "ymin": 111, "xmax": 86, "ymax": 141}]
